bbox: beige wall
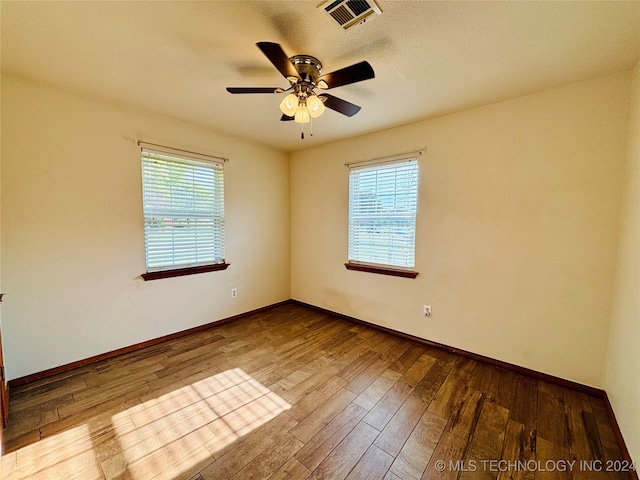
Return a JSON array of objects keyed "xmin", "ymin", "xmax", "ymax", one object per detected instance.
[
  {"xmin": 0, "ymin": 75, "xmax": 291, "ymax": 380},
  {"xmin": 291, "ymin": 72, "xmax": 631, "ymax": 388},
  {"xmin": 606, "ymin": 62, "xmax": 640, "ymax": 464}
]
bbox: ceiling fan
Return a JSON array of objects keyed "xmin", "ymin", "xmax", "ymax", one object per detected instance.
[{"xmin": 226, "ymin": 42, "xmax": 375, "ymax": 139}]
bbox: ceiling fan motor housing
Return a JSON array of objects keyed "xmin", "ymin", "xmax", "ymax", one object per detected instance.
[{"xmin": 290, "ymin": 55, "xmax": 323, "ymax": 85}]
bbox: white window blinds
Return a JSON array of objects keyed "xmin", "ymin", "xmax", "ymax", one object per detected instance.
[
  {"xmin": 348, "ymin": 158, "xmax": 419, "ymax": 269},
  {"xmin": 141, "ymin": 149, "xmax": 225, "ymax": 272}
]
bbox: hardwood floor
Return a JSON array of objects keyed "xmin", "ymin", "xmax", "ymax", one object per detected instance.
[{"xmin": 0, "ymin": 303, "xmax": 633, "ymax": 479}]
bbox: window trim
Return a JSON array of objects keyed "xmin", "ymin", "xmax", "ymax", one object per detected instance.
[
  {"xmin": 139, "ymin": 144, "xmax": 226, "ymax": 279},
  {"xmin": 346, "ymin": 155, "xmax": 420, "ymax": 274},
  {"xmin": 141, "ymin": 262, "xmax": 230, "ymax": 281},
  {"xmin": 344, "ymin": 262, "xmax": 418, "ymax": 278}
]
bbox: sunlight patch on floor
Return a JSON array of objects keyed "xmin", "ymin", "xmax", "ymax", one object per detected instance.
[
  {"xmin": 6, "ymin": 424, "xmax": 104, "ymax": 480},
  {"xmin": 2, "ymin": 369, "xmax": 290, "ymax": 479},
  {"xmin": 106, "ymin": 368, "xmax": 291, "ymax": 480}
]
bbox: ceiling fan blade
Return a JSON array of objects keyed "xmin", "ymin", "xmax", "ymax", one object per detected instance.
[
  {"xmin": 226, "ymin": 87, "xmax": 281, "ymax": 94},
  {"xmin": 280, "ymin": 114, "xmax": 294, "ymax": 121},
  {"xmin": 317, "ymin": 61, "xmax": 374, "ymax": 89},
  {"xmin": 256, "ymin": 42, "xmax": 300, "ymax": 81},
  {"xmin": 318, "ymin": 94, "xmax": 361, "ymax": 117}
]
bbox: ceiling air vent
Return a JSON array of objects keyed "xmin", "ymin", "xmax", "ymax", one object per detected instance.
[{"xmin": 318, "ymin": 0, "xmax": 382, "ymax": 30}]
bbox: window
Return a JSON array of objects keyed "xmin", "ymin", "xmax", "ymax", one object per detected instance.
[
  {"xmin": 346, "ymin": 157, "xmax": 419, "ymax": 278},
  {"xmin": 140, "ymin": 147, "xmax": 227, "ymax": 280}
]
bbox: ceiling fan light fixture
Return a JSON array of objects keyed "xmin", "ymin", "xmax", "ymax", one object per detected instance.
[
  {"xmin": 294, "ymin": 104, "xmax": 310, "ymax": 124},
  {"xmin": 307, "ymin": 94, "xmax": 325, "ymax": 118},
  {"xmin": 279, "ymin": 93, "xmax": 299, "ymax": 116}
]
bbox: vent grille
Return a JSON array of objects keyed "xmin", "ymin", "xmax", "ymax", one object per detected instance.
[
  {"xmin": 330, "ymin": 5, "xmax": 354, "ymax": 26},
  {"xmin": 346, "ymin": 0, "xmax": 369, "ymax": 16},
  {"xmin": 318, "ymin": 0, "xmax": 382, "ymax": 30}
]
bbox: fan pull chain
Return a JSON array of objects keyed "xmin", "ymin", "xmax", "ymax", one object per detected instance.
[
  {"xmin": 300, "ymin": 122, "xmax": 304, "ymax": 140},
  {"xmin": 310, "ymin": 116, "xmax": 314, "ymax": 137}
]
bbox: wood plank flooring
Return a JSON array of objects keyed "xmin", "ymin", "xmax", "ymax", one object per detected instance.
[{"xmin": 1, "ymin": 303, "xmax": 633, "ymax": 479}]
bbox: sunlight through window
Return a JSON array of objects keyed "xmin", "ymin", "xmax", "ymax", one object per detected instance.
[
  {"xmin": 4, "ymin": 369, "xmax": 291, "ymax": 479},
  {"xmin": 12, "ymin": 424, "xmax": 103, "ymax": 479},
  {"xmin": 108, "ymin": 368, "xmax": 291, "ymax": 479}
]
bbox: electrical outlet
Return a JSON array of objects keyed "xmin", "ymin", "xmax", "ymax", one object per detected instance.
[
  {"xmin": 231, "ymin": 288, "xmax": 238, "ymax": 298},
  {"xmin": 423, "ymin": 305, "xmax": 432, "ymax": 317}
]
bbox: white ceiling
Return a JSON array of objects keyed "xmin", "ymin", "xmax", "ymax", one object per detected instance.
[{"xmin": 2, "ymin": 1, "xmax": 639, "ymax": 152}]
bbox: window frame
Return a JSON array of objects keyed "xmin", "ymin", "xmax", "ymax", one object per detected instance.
[
  {"xmin": 140, "ymin": 147, "xmax": 228, "ymax": 280},
  {"xmin": 345, "ymin": 156, "xmax": 419, "ymax": 278}
]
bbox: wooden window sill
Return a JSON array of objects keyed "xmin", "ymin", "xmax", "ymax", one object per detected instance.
[
  {"xmin": 344, "ymin": 263, "xmax": 418, "ymax": 278},
  {"xmin": 142, "ymin": 263, "xmax": 230, "ymax": 281}
]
